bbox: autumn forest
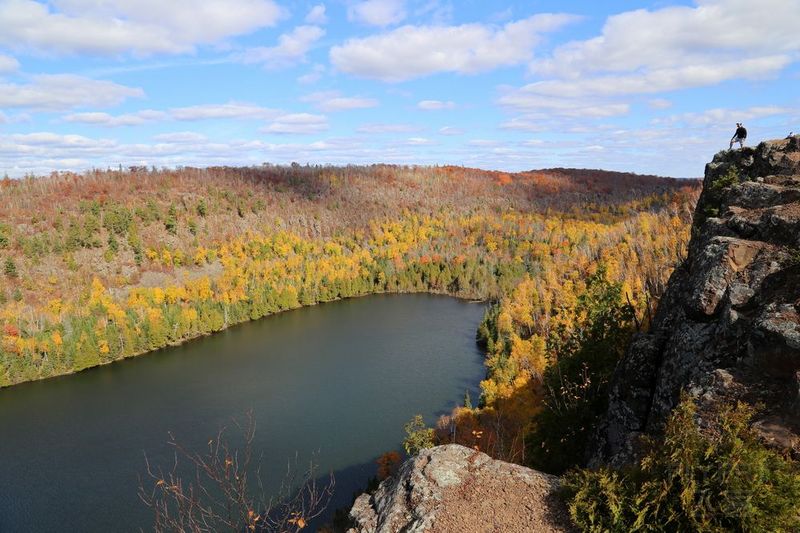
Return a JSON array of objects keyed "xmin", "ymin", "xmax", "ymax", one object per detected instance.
[{"xmin": 0, "ymin": 165, "xmax": 697, "ymax": 474}]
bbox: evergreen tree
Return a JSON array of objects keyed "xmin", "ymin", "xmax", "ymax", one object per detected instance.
[
  {"xmin": 4, "ymin": 257, "xmax": 18, "ymax": 278},
  {"xmin": 165, "ymin": 204, "xmax": 178, "ymax": 235}
]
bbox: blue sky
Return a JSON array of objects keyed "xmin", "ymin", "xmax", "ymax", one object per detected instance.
[{"xmin": 0, "ymin": 0, "xmax": 798, "ymax": 178}]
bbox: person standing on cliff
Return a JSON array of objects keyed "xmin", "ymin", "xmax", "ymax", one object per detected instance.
[{"xmin": 730, "ymin": 122, "xmax": 747, "ymax": 149}]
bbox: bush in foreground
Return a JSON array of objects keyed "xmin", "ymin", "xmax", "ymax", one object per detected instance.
[{"xmin": 563, "ymin": 397, "xmax": 800, "ymax": 532}]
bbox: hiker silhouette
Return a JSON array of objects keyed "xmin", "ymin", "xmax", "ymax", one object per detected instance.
[{"xmin": 730, "ymin": 123, "xmax": 747, "ymax": 149}]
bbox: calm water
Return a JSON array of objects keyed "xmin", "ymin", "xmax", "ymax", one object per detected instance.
[{"xmin": 0, "ymin": 294, "xmax": 485, "ymax": 532}]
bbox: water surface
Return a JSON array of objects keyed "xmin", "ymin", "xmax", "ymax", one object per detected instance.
[{"xmin": 0, "ymin": 294, "xmax": 485, "ymax": 531}]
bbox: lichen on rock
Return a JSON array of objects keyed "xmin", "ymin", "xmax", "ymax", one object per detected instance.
[{"xmin": 347, "ymin": 444, "xmax": 574, "ymax": 533}]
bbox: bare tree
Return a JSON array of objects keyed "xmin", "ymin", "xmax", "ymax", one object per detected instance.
[{"xmin": 139, "ymin": 412, "xmax": 334, "ymax": 532}]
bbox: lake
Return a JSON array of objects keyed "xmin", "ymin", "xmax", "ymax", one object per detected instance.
[{"xmin": 0, "ymin": 294, "xmax": 486, "ymax": 532}]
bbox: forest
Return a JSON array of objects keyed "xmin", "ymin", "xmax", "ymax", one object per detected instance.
[{"xmin": 0, "ymin": 164, "xmax": 698, "ymax": 477}]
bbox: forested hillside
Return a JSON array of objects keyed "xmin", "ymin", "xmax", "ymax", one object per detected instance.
[{"xmin": 0, "ymin": 165, "xmax": 697, "ymax": 411}]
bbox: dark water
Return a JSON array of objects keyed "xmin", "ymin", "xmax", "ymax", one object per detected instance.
[{"xmin": 0, "ymin": 294, "xmax": 485, "ymax": 532}]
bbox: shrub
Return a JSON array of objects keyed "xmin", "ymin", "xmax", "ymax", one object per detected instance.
[
  {"xmin": 376, "ymin": 451, "xmax": 403, "ymax": 481},
  {"xmin": 562, "ymin": 397, "xmax": 800, "ymax": 532},
  {"xmin": 0, "ymin": 224, "xmax": 9, "ymax": 249},
  {"xmin": 403, "ymin": 415, "xmax": 435, "ymax": 455},
  {"xmin": 710, "ymin": 166, "xmax": 740, "ymax": 192},
  {"xmin": 102, "ymin": 204, "xmax": 133, "ymax": 236},
  {"xmin": 4, "ymin": 257, "xmax": 18, "ymax": 278},
  {"xmin": 164, "ymin": 204, "xmax": 178, "ymax": 235}
]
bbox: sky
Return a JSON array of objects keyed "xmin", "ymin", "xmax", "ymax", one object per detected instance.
[{"xmin": 0, "ymin": 0, "xmax": 799, "ymax": 178}]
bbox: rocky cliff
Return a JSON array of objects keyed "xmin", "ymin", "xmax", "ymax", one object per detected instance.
[
  {"xmin": 347, "ymin": 137, "xmax": 800, "ymax": 530},
  {"xmin": 593, "ymin": 135, "xmax": 800, "ymax": 466},
  {"xmin": 347, "ymin": 445, "xmax": 574, "ymax": 533}
]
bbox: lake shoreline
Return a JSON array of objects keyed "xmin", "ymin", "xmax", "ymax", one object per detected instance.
[
  {"xmin": 1, "ymin": 288, "xmax": 492, "ymax": 392},
  {"xmin": 0, "ymin": 294, "xmax": 487, "ymax": 531}
]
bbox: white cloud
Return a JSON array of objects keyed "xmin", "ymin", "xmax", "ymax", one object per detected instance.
[
  {"xmin": 64, "ymin": 102, "xmax": 279, "ymax": 126},
  {"xmin": 417, "ymin": 100, "xmax": 455, "ymax": 111},
  {"xmin": 357, "ymin": 123, "xmax": 419, "ymax": 133},
  {"xmin": 497, "ymin": 117, "xmax": 547, "ymax": 133},
  {"xmin": 4, "ymin": 131, "xmax": 116, "ymax": 150},
  {"xmin": 404, "ymin": 136, "xmax": 435, "ymax": 145},
  {"xmin": 169, "ymin": 102, "xmax": 279, "ymax": 121},
  {"xmin": 0, "ymin": 0, "xmax": 285, "ymax": 56},
  {"xmin": 0, "ymin": 54, "xmax": 19, "ymax": 74},
  {"xmin": 298, "ymin": 64, "xmax": 326, "ymax": 84},
  {"xmin": 239, "ymin": 25, "xmax": 325, "ymax": 68},
  {"xmin": 413, "ymin": 0, "xmax": 452, "ymax": 24},
  {"xmin": 0, "ymin": 74, "xmax": 143, "ymax": 110},
  {"xmin": 302, "ymin": 91, "xmax": 379, "ymax": 112},
  {"xmin": 153, "ymin": 132, "xmax": 208, "ymax": 143},
  {"xmin": 438, "ymin": 126, "xmax": 464, "ymax": 135},
  {"xmin": 305, "ymin": 4, "xmax": 327, "ymax": 24},
  {"xmin": 262, "ymin": 113, "xmax": 329, "ymax": 134},
  {"xmin": 529, "ymin": 0, "xmax": 800, "ymax": 98},
  {"xmin": 64, "ymin": 110, "xmax": 167, "ymax": 126},
  {"xmin": 330, "ymin": 13, "xmax": 578, "ymax": 82},
  {"xmin": 497, "ymin": 54, "xmax": 786, "ymax": 121},
  {"xmin": 467, "ymin": 139, "xmax": 500, "ymax": 147},
  {"xmin": 348, "ymin": 0, "xmax": 406, "ymax": 27},
  {"xmin": 534, "ymin": 0, "xmax": 800, "ymax": 78},
  {"xmin": 648, "ymin": 98, "xmax": 672, "ymax": 110},
  {"xmin": 497, "ymin": 91, "xmax": 630, "ymax": 118},
  {"xmin": 520, "ymin": 139, "xmax": 544, "ymax": 147},
  {"xmin": 0, "ymin": 131, "xmax": 380, "ymax": 176},
  {"xmin": 521, "ymin": 57, "xmax": 790, "ymax": 100},
  {"xmin": 497, "ymin": 106, "xmax": 631, "ymax": 133},
  {"xmin": 656, "ymin": 106, "xmax": 795, "ymax": 128},
  {"xmin": 491, "ymin": 0, "xmax": 800, "ymax": 127}
]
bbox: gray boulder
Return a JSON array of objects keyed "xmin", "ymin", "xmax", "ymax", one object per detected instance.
[{"xmin": 348, "ymin": 444, "xmax": 574, "ymax": 533}]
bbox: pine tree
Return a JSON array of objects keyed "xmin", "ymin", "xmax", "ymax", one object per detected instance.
[
  {"xmin": 4, "ymin": 257, "xmax": 18, "ymax": 278},
  {"xmin": 165, "ymin": 204, "xmax": 178, "ymax": 235}
]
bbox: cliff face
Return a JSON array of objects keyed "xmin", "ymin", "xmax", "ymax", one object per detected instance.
[
  {"xmin": 593, "ymin": 135, "xmax": 800, "ymax": 466},
  {"xmin": 347, "ymin": 445, "xmax": 574, "ymax": 533},
  {"xmin": 348, "ymin": 138, "xmax": 800, "ymax": 530}
]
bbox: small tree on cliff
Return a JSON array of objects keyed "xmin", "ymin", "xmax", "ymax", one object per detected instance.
[{"xmin": 403, "ymin": 415, "xmax": 436, "ymax": 455}]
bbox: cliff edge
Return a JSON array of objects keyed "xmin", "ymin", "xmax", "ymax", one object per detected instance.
[
  {"xmin": 593, "ymin": 135, "xmax": 800, "ymax": 466},
  {"xmin": 347, "ymin": 444, "xmax": 574, "ymax": 533}
]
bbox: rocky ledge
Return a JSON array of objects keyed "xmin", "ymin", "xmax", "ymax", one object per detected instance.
[
  {"xmin": 347, "ymin": 444, "xmax": 574, "ymax": 533},
  {"xmin": 593, "ymin": 135, "xmax": 800, "ymax": 466}
]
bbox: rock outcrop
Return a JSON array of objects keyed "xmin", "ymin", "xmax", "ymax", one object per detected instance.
[
  {"xmin": 347, "ymin": 444, "xmax": 574, "ymax": 533},
  {"xmin": 593, "ymin": 135, "xmax": 800, "ymax": 466}
]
